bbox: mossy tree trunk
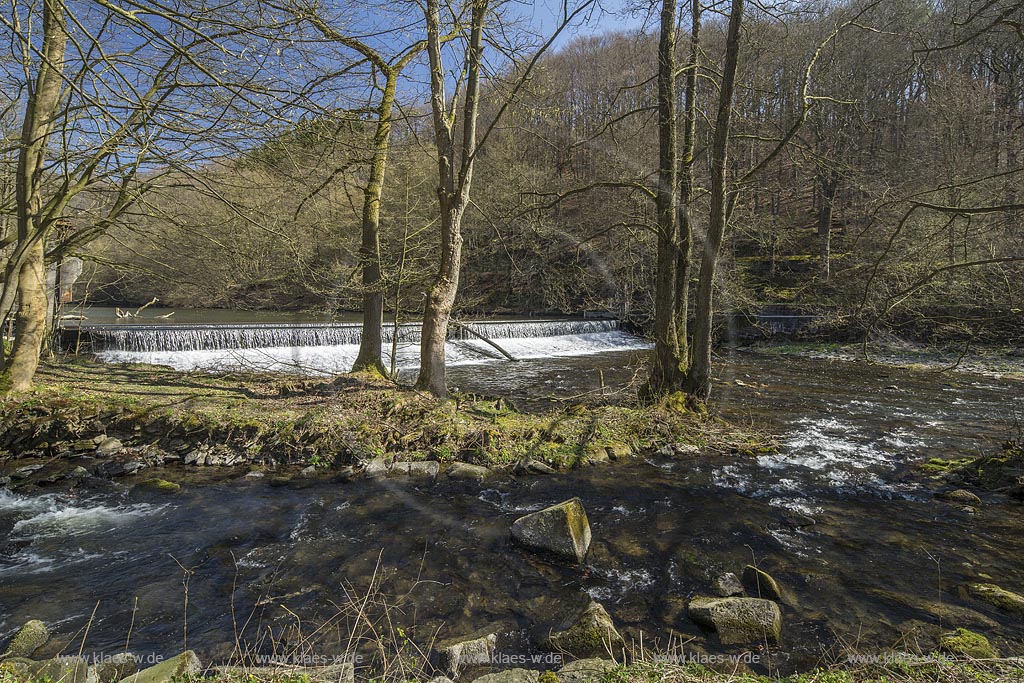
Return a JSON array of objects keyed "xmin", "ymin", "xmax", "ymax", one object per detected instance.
[
  {"xmin": 674, "ymin": 0, "xmax": 701, "ymax": 373},
  {"xmin": 352, "ymin": 75, "xmax": 398, "ymax": 376},
  {"xmin": 416, "ymin": 0, "xmax": 488, "ymax": 398},
  {"xmin": 648, "ymin": 0, "xmax": 682, "ymax": 396},
  {"xmin": 302, "ymin": 14, "xmax": 432, "ymax": 378},
  {"xmin": 1, "ymin": 0, "xmax": 67, "ymax": 393}
]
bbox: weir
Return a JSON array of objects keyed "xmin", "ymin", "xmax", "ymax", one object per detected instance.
[{"xmin": 62, "ymin": 319, "xmax": 621, "ymax": 353}]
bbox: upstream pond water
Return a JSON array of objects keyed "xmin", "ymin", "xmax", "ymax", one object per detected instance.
[{"xmin": 2, "ymin": 348, "xmax": 1024, "ymax": 674}]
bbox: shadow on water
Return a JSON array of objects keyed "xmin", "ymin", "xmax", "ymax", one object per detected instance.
[{"xmin": 3, "ymin": 349, "xmax": 1024, "ymax": 673}]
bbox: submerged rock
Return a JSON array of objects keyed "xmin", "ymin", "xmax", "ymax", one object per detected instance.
[
  {"xmin": 967, "ymin": 583, "xmax": 1024, "ymax": 614},
  {"xmin": 511, "ymin": 498, "xmax": 591, "ymax": 563},
  {"xmin": 542, "ymin": 601, "xmax": 624, "ymax": 658},
  {"xmin": 136, "ymin": 478, "xmax": 180, "ymax": 493},
  {"xmin": 471, "ymin": 668, "xmax": 540, "ymax": 683},
  {"xmin": 116, "ymin": 650, "xmax": 200, "ymax": 683},
  {"xmin": 2, "ymin": 619, "xmax": 49, "ymax": 659},
  {"xmin": 438, "ymin": 630, "xmax": 497, "ymax": 676},
  {"xmin": 688, "ymin": 597, "xmax": 782, "ymax": 645},
  {"xmin": 742, "ymin": 565, "xmax": 783, "ymax": 601},
  {"xmin": 939, "ymin": 628, "xmax": 999, "ymax": 659}
]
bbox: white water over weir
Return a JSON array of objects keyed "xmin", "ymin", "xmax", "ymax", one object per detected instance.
[{"xmin": 68, "ymin": 319, "xmax": 622, "ymax": 353}]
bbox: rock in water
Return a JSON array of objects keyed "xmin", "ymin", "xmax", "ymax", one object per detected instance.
[
  {"xmin": 967, "ymin": 583, "xmax": 1024, "ymax": 614},
  {"xmin": 688, "ymin": 597, "xmax": 782, "ymax": 645},
  {"xmin": 2, "ymin": 619, "xmax": 49, "ymax": 658},
  {"xmin": 116, "ymin": 650, "xmax": 200, "ymax": 683},
  {"xmin": 136, "ymin": 478, "xmax": 180, "ymax": 493},
  {"xmin": 438, "ymin": 630, "xmax": 497, "ymax": 677},
  {"xmin": 542, "ymin": 601, "xmax": 624, "ymax": 658},
  {"xmin": 511, "ymin": 498, "xmax": 591, "ymax": 563},
  {"xmin": 714, "ymin": 573, "xmax": 744, "ymax": 597},
  {"xmin": 742, "ymin": 565, "xmax": 783, "ymax": 601}
]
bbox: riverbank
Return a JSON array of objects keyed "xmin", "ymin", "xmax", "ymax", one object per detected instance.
[
  {"xmin": 0, "ymin": 359, "xmax": 771, "ymax": 490},
  {"xmin": 740, "ymin": 341, "xmax": 1024, "ymax": 380}
]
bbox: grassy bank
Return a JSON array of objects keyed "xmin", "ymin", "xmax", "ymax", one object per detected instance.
[
  {"xmin": 0, "ymin": 359, "xmax": 771, "ymax": 473},
  {"xmin": 187, "ymin": 658, "xmax": 1024, "ymax": 683}
]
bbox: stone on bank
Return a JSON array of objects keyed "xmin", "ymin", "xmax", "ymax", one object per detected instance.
[
  {"xmin": 688, "ymin": 597, "xmax": 782, "ymax": 645},
  {"xmin": 1, "ymin": 619, "xmax": 49, "ymax": 659},
  {"xmin": 542, "ymin": 601, "xmax": 624, "ymax": 658},
  {"xmin": 116, "ymin": 650, "xmax": 200, "ymax": 683},
  {"xmin": 438, "ymin": 630, "xmax": 498, "ymax": 677},
  {"xmin": 511, "ymin": 498, "xmax": 591, "ymax": 563}
]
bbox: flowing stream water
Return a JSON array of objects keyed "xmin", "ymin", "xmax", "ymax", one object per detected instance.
[{"xmin": 4, "ymin": 324, "xmax": 1024, "ymax": 673}]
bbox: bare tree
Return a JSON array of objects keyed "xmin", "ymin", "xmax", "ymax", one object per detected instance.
[{"xmin": 0, "ymin": 0, "xmax": 287, "ymax": 392}]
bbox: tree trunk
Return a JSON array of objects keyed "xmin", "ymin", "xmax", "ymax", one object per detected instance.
[
  {"xmin": 415, "ymin": 0, "xmax": 487, "ymax": 398},
  {"xmin": 352, "ymin": 75, "xmax": 398, "ymax": 376},
  {"xmin": 674, "ymin": 0, "xmax": 701, "ymax": 367},
  {"xmin": 685, "ymin": 0, "xmax": 743, "ymax": 401},
  {"xmin": 817, "ymin": 170, "xmax": 837, "ymax": 281},
  {"xmin": 1, "ymin": 0, "xmax": 66, "ymax": 393},
  {"xmin": 4, "ymin": 240, "xmax": 46, "ymax": 392},
  {"xmin": 647, "ymin": 0, "xmax": 681, "ymax": 395}
]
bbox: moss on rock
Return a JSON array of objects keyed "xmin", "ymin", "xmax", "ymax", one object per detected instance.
[
  {"xmin": 939, "ymin": 628, "xmax": 999, "ymax": 659},
  {"xmin": 542, "ymin": 601, "xmax": 625, "ymax": 659},
  {"xmin": 967, "ymin": 583, "xmax": 1024, "ymax": 614},
  {"xmin": 1, "ymin": 619, "xmax": 49, "ymax": 659}
]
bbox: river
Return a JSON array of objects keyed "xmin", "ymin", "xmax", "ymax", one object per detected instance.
[{"xmin": 2, "ymin": 345, "xmax": 1023, "ymax": 674}]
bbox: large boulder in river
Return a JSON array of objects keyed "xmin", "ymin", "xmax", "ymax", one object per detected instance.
[
  {"xmin": 511, "ymin": 498, "xmax": 591, "ymax": 563},
  {"xmin": 688, "ymin": 597, "xmax": 782, "ymax": 645},
  {"xmin": 967, "ymin": 583, "xmax": 1024, "ymax": 614},
  {"xmin": 117, "ymin": 650, "xmax": 200, "ymax": 683},
  {"xmin": 542, "ymin": 601, "xmax": 624, "ymax": 658},
  {"xmin": 2, "ymin": 619, "xmax": 49, "ymax": 658}
]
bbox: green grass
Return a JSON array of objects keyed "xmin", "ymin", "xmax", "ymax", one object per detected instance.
[{"xmin": 0, "ymin": 359, "xmax": 772, "ymax": 470}]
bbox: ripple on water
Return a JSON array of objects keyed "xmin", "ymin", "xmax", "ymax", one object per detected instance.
[{"xmin": 10, "ymin": 499, "xmax": 166, "ymax": 539}]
